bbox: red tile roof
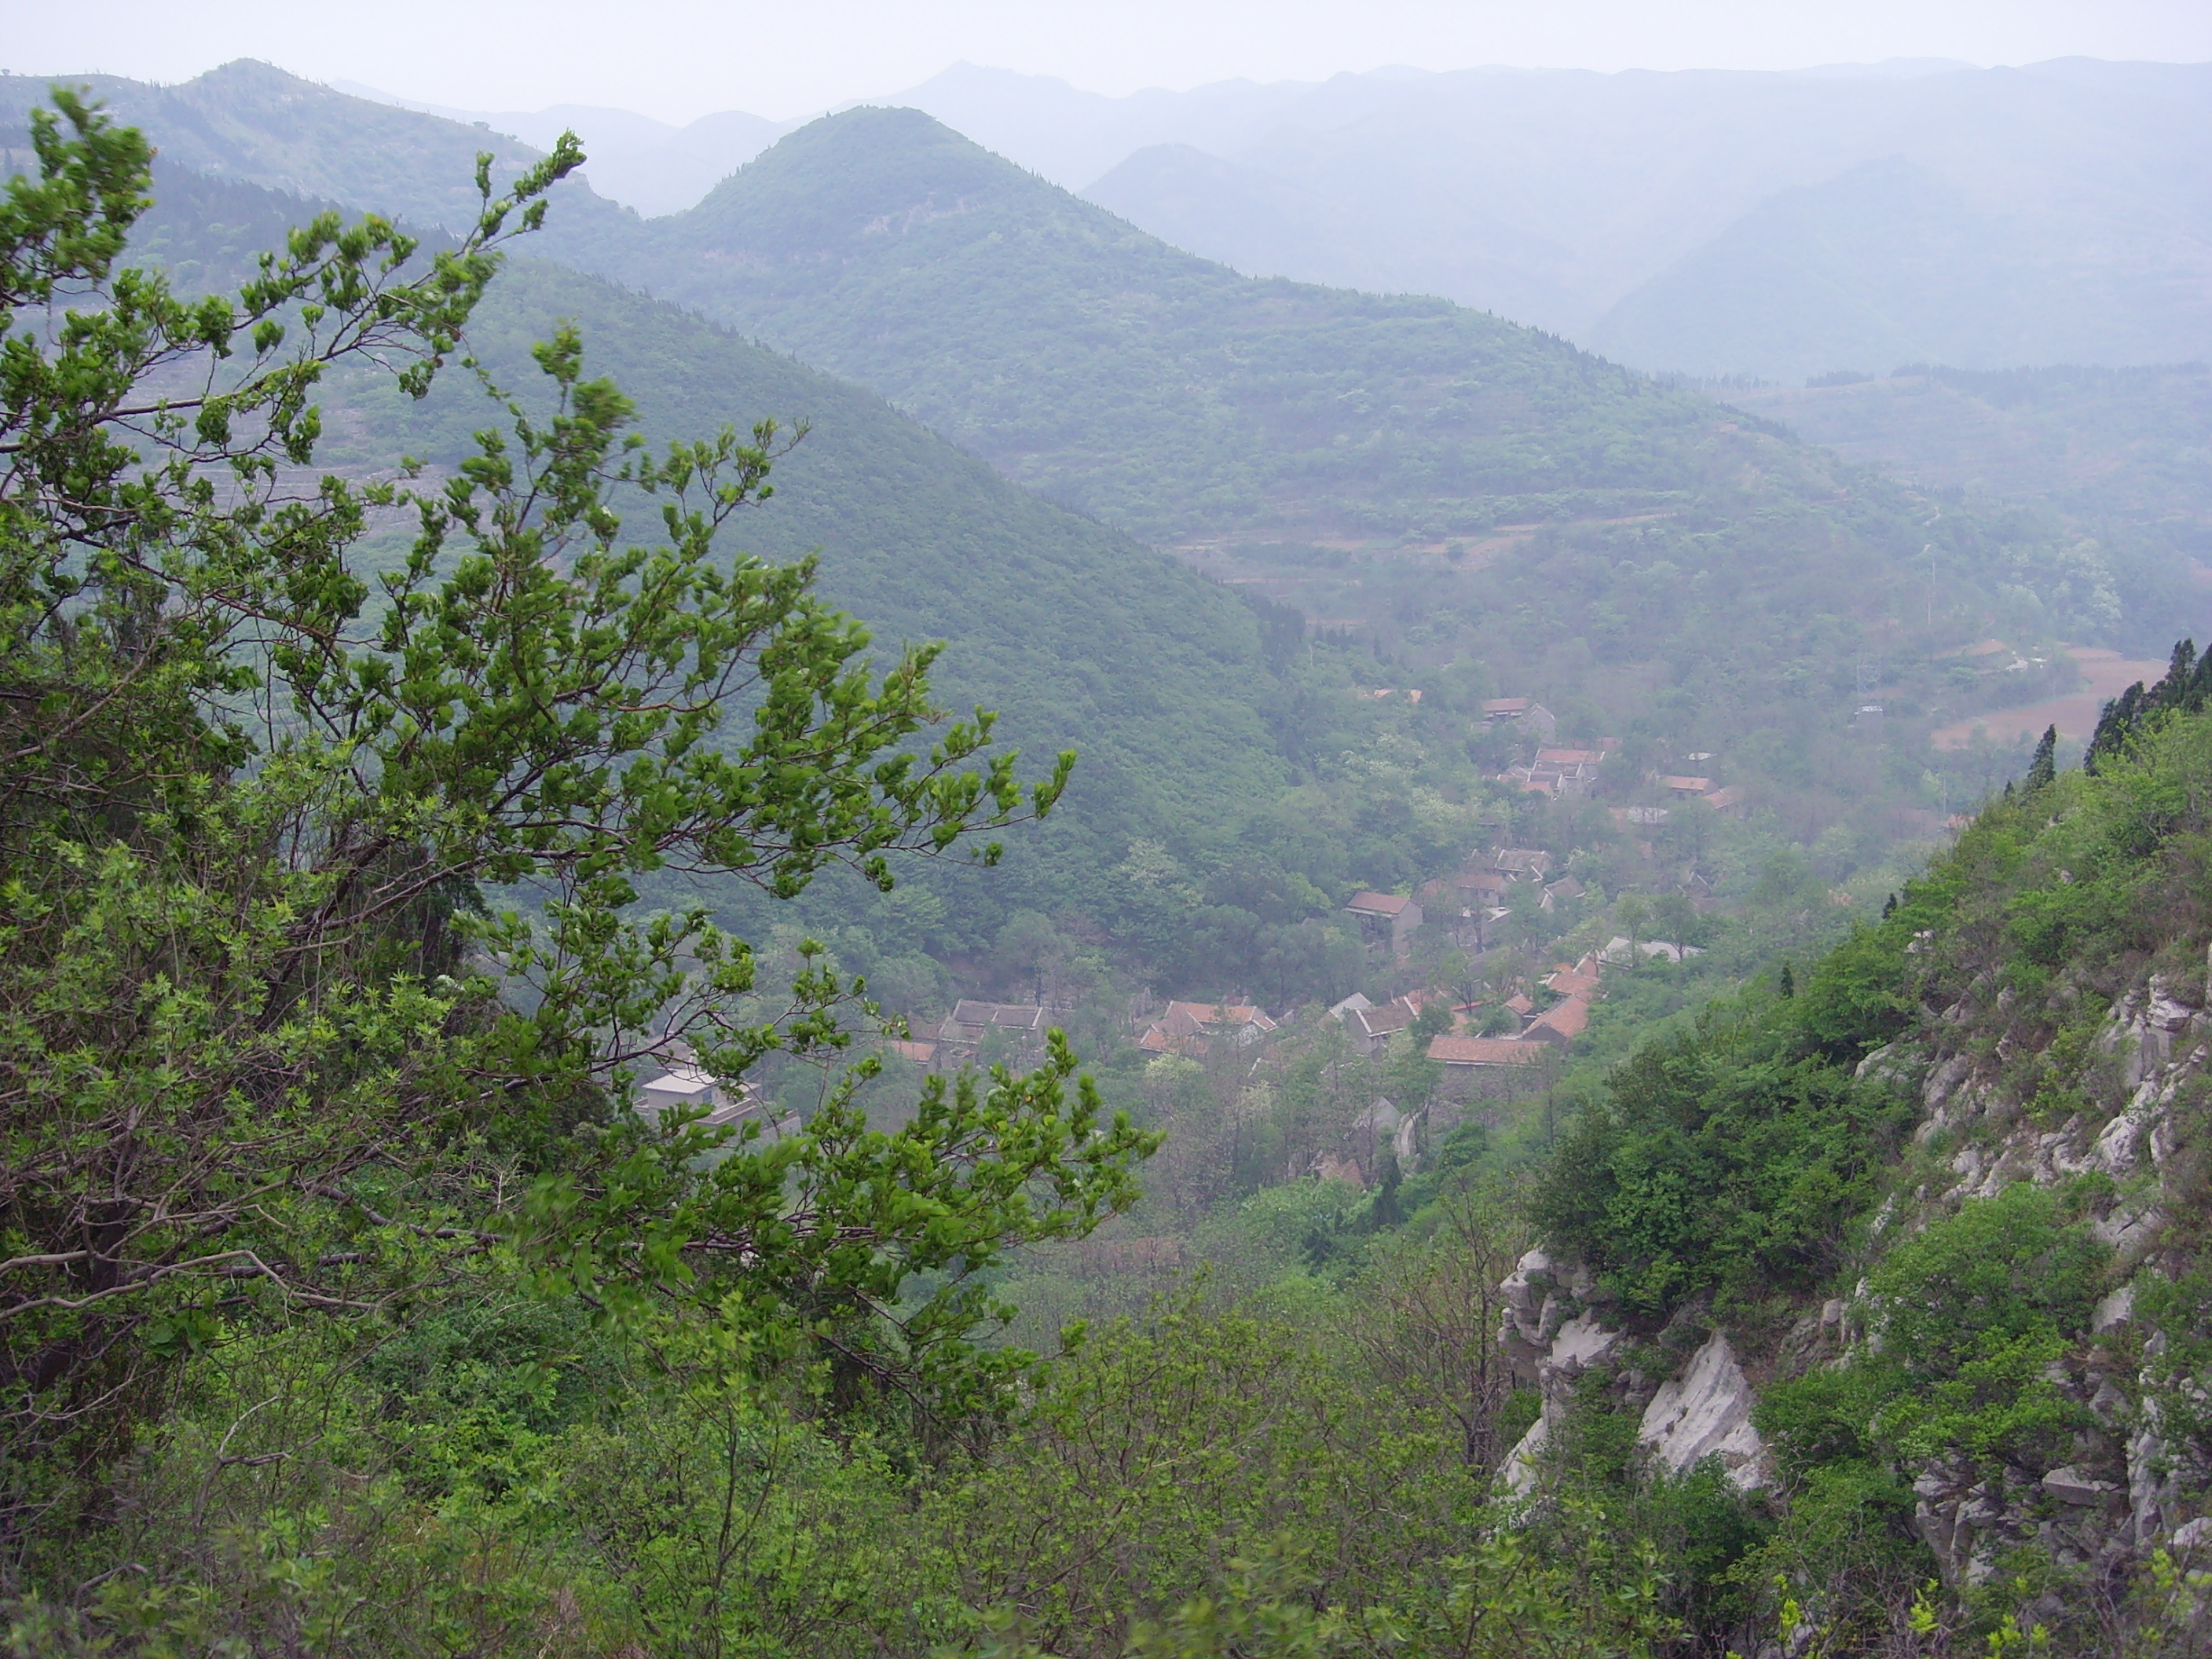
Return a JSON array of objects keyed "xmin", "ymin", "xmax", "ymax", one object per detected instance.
[
  {"xmin": 1345, "ymin": 891, "xmax": 1410, "ymax": 916},
  {"xmin": 1524, "ymin": 995, "xmax": 1591, "ymax": 1042},
  {"xmin": 1428, "ymin": 1035, "xmax": 1544, "ymax": 1065}
]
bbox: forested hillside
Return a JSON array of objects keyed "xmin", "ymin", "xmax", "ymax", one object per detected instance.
[
  {"xmin": 13, "ymin": 61, "xmax": 2208, "ymax": 1020},
  {"xmin": 1496, "ymin": 647, "xmax": 2212, "ymax": 1650},
  {"xmin": 1728, "ymin": 362, "xmax": 2212, "ymax": 551},
  {"xmin": 543, "ymin": 104, "xmax": 1847, "ymax": 546},
  {"xmin": 12, "ymin": 57, "xmax": 2212, "ymax": 1659}
]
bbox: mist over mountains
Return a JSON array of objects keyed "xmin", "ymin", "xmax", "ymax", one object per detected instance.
[
  {"xmin": 16, "ymin": 45, "xmax": 2212, "ymax": 1654},
  {"xmin": 1070, "ymin": 57, "xmax": 2212, "ymax": 379},
  {"xmin": 336, "ymin": 55, "xmax": 2212, "ymax": 381},
  {"xmin": 334, "ymin": 78, "xmax": 797, "ymax": 218}
]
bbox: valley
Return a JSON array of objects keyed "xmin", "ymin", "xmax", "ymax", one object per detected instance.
[{"xmin": 5, "ymin": 47, "xmax": 2212, "ymax": 1658}]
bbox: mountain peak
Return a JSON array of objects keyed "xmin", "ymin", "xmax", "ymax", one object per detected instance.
[{"xmin": 676, "ymin": 104, "xmax": 1079, "ymax": 249}]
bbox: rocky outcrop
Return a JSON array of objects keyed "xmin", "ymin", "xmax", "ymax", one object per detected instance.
[
  {"xmin": 1503, "ymin": 966, "xmax": 2212, "ymax": 1581},
  {"xmin": 1826, "ymin": 972, "xmax": 2211, "ymax": 1584},
  {"xmin": 1498, "ymin": 1249, "xmax": 1770, "ymax": 1495},
  {"xmin": 1639, "ymin": 1331, "xmax": 1767, "ymax": 1488}
]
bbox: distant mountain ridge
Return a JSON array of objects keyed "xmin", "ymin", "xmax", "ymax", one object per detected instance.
[
  {"xmin": 16, "ymin": 64, "xmax": 2183, "ymax": 670},
  {"xmin": 331, "ymin": 78, "xmax": 797, "ymax": 218},
  {"xmin": 49, "ymin": 56, "xmax": 2209, "ymax": 382},
  {"xmin": 1071, "ymin": 58, "xmax": 2212, "ymax": 376}
]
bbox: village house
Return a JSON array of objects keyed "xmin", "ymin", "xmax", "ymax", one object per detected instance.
[
  {"xmin": 1599, "ymin": 936, "xmax": 1705, "ymax": 965},
  {"xmin": 1704, "ymin": 784, "xmax": 1748, "ymax": 818},
  {"xmin": 1333, "ymin": 991, "xmax": 1423, "ymax": 1057},
  {"xmin": 1432, "ymin": 866, "xmax": 1513, "ymax": 947},
  {"xmin": 1658, "ymin": 775, "xmax": 1715, "ymax": 799},
  {"xmin": 1455, "ymin": 868, "xmax": 1512, "ymax": 903},
  {"xmin": 1343, "ymin": 890, "xmax": 1423, "ymax": 956},
  {"xmin": 1426, "ymin": 1035, "xmax": 1547, "ymax": 1089},
  {"xmin": 883, "ymin": 1038, "xmax": 939, "ymax": 1069},
  {"xmin": 1492, "ymin": 848, "xmax": 1552, "ymax": 882},
  {"xmin": 936, "ymin": 1000, "xmax": 1050, "ymax": 1057},
  {"xmin": 1522, "ymin": 994, "xmax": 1591, "ymax": 1045},
  {"xmin": 1509, "ymin": 745, "xmax": 1606, "ymax": 799},
  {"xmin": 635, "ymin": 1060, "xmax": 795, "ymax": 1137},
  {"xmin": 1139, "ymin": 999, "xmax": 1280, "ymax": 1060},
  {"xmin": 1543, "ymin": 955, "xmax": 1603, "ymax": 999},
  {"xmin": 1479, "ymin": 698, "xmax": 1558, "ymax": 742}
]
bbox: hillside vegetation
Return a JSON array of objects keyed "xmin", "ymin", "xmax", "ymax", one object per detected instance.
[
  {"xmin": 544, "ymin": 107, "xmax": 1741, "ymax": 548},
  {"xmin": 13, "ymin": 68, "xmax": 2212, "ymax": 1659},
  {"xmin": 1496, "ymin": 650, "xmax": 2212, "ymax": 1650},
  {"xmin": 1729, "ymin": 362, "xmax": 2212, "ymax": 553}
]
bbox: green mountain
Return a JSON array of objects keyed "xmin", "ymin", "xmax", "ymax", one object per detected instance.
[
  {"xmin": 18, "ymin": 69, "xmax": 2197, "ymax": 669},
  {"xmin": 87, "ymin": 157, "xmax": 1323, "ymax": 1003},
  {"xmin": 23, "ymin": 67, "xmax": 2208, "ymax": 1005},
  {"xmin": 531, "ymin": 106, "xmax": 2206, "ymax": 739},
  {"xmin": 0, "ymin": 60, "xmax": 635, "ymax": 239},
  {"xmin": 549, "ymin": 104, "xmax": 1774, "ymax": 548}
]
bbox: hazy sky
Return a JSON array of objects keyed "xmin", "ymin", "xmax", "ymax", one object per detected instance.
[{"xmin": 9, "ymin": 0, "xmax": 2210, "ymax": 123}]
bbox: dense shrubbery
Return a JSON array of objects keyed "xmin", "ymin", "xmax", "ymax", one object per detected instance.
[{"xmin": 1532, "ymin": 1002, "xmax": 1916, "ymax": 1313}]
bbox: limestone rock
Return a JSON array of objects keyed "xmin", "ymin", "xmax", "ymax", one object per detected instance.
[
  {"xmin": 1637, "ymin": 1330, "xmax": 1770, "ymax": 1490},
  {"xmin": 2042, "ymin": 1465, "xmax": 2120, "ymax": 1506}
]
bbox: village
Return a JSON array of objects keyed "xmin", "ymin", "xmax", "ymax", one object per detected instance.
[{"xmin": 750, "ymin": 691, "xmax": 1747, "ymax": 1188}]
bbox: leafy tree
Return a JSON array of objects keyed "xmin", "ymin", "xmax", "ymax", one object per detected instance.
[
  {"xmin": 1615, "ymin": 894, "xmax": 1650, "ymax": 968},
  {"xmin": 1533, "ymin": 1009, "xmax": 1914, "ymax": 1313},
  {"xmin": 1408, "ymin": 998, "xmax": 1456, "ymax": 1044},
  {"xmin": 0, "ymin": 97, "xmax": 1152, "ymax": 1539},
  {"xmin": 1383, "ymin": 1031, "xmax": 1445, "ymax": 1115}
]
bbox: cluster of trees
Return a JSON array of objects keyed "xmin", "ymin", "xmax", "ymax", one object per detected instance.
[
  {"xmin": 0, "ymin": 97, "xmax": 1150, "ymax": 1620},
  {"xmin": 0, "ymin": 94, "xmax": 1834, "ymax": 1659}
]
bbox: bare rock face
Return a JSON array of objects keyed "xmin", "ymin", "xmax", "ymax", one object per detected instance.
[
  {"xmin": 1496, "ymin": 1249, "xmax": 1770, "ymax": 1497},
  {"xmin": 1500, "ymin": 965, "xmax": 2212, "ymax": 1587},
  {"xmin": 1639, "ymin": 1331, "xmax": 1769, "ymax": 1489},
  {"xmin": 1503, "ymin": 968, "xmax": 2212, "ymax": 1581}
]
